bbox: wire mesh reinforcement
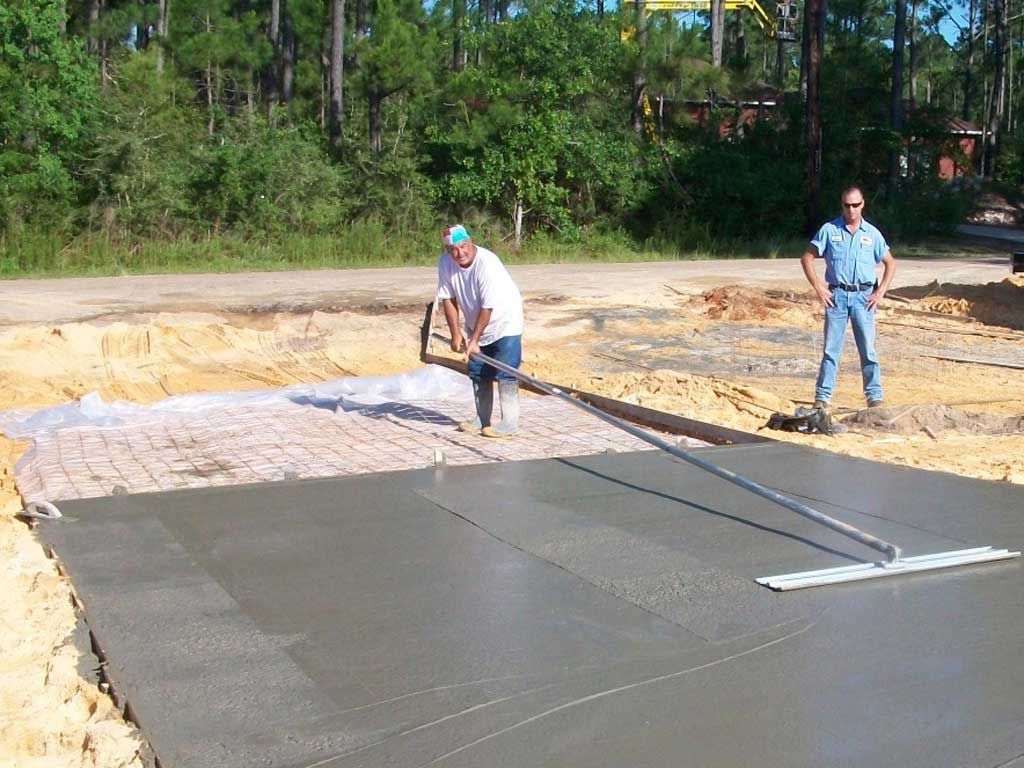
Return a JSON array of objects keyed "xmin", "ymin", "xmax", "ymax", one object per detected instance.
[{"xmin": 14, "ymin": 396, "xmax": 708, "ymax": 504}]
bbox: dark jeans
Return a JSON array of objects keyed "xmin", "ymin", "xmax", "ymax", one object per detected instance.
[{"xmin": 468, "ymin": 334, "xmax": 522, "ymax": 382}]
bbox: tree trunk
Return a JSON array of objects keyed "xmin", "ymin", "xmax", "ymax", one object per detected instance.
[
  {"xmin": 321, "ymin": 14, "xmax": 330, "ymax": 130},
  {"xmin": 267, "ymin": 0, "xmax": 281, "ymax": 118},
  {"xmin": 247, "ymin": 66, "xmax": 257, "ymax": 116},
  {"xmin": 282, "ymin": 4, "xmax": 296, "ymax": 108},
  {"xmin": 513, "ymin": 197, "xmax": 523, "ymax": 247},
  {"xmin": 888, "ymin": 0, "xmax": 907, "ymax": 192},
  {"xmin": 735, "ymin": 14, "xmax": 746, "ymax": 63},
  {"xmin": 205, "ymin": 13, "xmax": 215, "ymax": 134},
  {"xmin": 631, "ymin": 0, "xmax": 648, "ymax": 136},
  {"xmin": 156, "ymin": 0, "xmax": 169, "ymax": 73},
  {"xmin": 101, "ymin": 38, "xmax": 109, "ymax": 90},
  {"xmin": 477, "ymin": 0, "xmax": 491, "ymax": 65},
  {"xmin": 1008, "ymin": 11, "xmax": 1016, "ymax": 131},
  {"xmin": 964, "ymin": 0, "xmax": 976, "ymax": 119},
  {"xmin": 452, "ymin": 0, "xmax": 466, "ymax": 71},
  {"xmin": 369, "ymin": 90, "xmax": 383, "ymax": 153},
  {"xmin": 908, "ymin": 0, "xmax": 918, "ymax": 103},
  {"xmin": 776, "ymin": 34, "xmax": 786, "ymax": 86},
  {"xmin": 597, "ymin": 0, "xmax": 604, "ymax": 17},
  {"xmin": 799, "ymin": 0, "xmax": 812, "ymax": 100},
  {"xmin": 88, "ymin": 0, "xmax": 100, "ymax": 53},
  {"xmin": 206, "ymin": 63, "xmax": 215, "ymax": 135},
  {"xmin": 984, "ymin": 0, "xmax": 1007, "ymax": 177},
  {"xmin": 804, "ymin": 0, "xmax": 824, "ymax": 232},
  {"xmin": 357, "ymin": 0, "xmax": 369, "ymax": 37},
  {"xmin": 979, "ymin": 0, "xmax": 991, "ymax": 172},
  {"xmin": 329, "ymin": 0, "xmax": 345, "ymax": 149},
  {"xmin": 711, "ymin": 0, "xmax": 726, "ymax": 67}
]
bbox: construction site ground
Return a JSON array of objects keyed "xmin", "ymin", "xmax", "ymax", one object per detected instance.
[{"xmin": 1, "ymin": 251, "xmax": 1022, "ymax": 767}]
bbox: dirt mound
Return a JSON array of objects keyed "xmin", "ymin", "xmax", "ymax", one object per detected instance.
[
  {"xmin": 895, "ymin": 277, "xmax": 1024, "ymax": 330},
  {"xmin": 842, "ymin": 404, "xmax": 1024, "ymax": 436},
  {"xmin": 693, "ymin": 286, "xmax": 811, "ymax": 324},
  {"xmin": 582, "ymin": 370, "xmax": 793, "ymax": 428},
  {"xmin": 966, "ymin": 192, "xmax": 1024, "ymax": 226}
]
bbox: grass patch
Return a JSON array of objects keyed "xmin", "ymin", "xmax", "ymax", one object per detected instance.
[{"xmin": 2, "ymin": 224, "xmax": 978, "ymax": 279}]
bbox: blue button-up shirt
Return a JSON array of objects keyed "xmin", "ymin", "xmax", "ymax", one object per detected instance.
[{"xmin": 810, "ymin": 217, "xmax": 889, "ymax": 286}]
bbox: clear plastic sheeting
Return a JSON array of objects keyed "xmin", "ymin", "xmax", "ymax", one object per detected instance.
[
  {"xmin": 0, "ymin": 365, "xmax": 473, "ymax": 440},
  {"xmin": 0, "ymin": 366, "xmax": 704, "ymax": 505}
]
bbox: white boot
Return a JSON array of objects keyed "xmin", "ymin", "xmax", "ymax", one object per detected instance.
[{"xmin": 481, "ymin": 380, "xmax": 519, "ymax": 438}]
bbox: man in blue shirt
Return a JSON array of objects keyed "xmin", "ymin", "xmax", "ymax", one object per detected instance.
[{"xmin": 801, "ymin": 186, "xmax": 896, "ymax": 410}]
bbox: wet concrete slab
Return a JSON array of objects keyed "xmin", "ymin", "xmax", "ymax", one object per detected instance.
[{"xmin": 40, "ymin": 444, "xmax": 1024, "ymax": 768}]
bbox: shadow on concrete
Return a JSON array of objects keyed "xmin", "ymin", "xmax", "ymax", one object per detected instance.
[{"xmin": 556, "ymin": 457, "xmax": 862, "ymax": 564}]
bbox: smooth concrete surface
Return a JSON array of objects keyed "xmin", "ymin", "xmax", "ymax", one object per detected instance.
[{"xmin": 42, "ymin": 444, "xmax": 1024, "ymax": 768}]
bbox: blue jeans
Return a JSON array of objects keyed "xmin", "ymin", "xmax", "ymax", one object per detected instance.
[
  {"xmin": 815, "ymin": 288, "xmax": 882, "ymax": 403},
  {"xmin": 468, "ymin": 334, "xmax": 522, "ymax": 382}
]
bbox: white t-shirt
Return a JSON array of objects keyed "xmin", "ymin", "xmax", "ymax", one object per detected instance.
[{"xmin": 436, "ymin": 246, "xmax": 524, "ymax": 346}]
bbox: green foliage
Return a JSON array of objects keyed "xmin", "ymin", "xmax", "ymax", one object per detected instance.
[
  {"xmin": 0, "ymin": 0, "xmax": 1004, "ymax": 271},
  {"xmin": 645, "ymin": 115, "xmax": 805, "ymax": 246},
  {"xmin": 994, "ymin": 131, "xmax": 1024, "ymax": 190},
  {"xmin": 432, "ymin": 0, "xmax": 644, "ymax": 238},
  {"xmin": 190, "ymin": 119, "xmax": 354, "ymax": 234},
  {"xmin": 870, "ymin": 183, "xmax": 975, "ymax": 238},
  {"xmin": 81, "ymin": 52, "xmax": 201, "ymax": 234},
  {"xmin": 347, "ymin": 141, "xmax": 439, "ymax": 232},
  {"xmin": 0, "ymin": 0, "xmax": 97, "ymax": 231},
  {"xmin": 354, "ymin": 0, "xmax": 435, "ymax": 103}
]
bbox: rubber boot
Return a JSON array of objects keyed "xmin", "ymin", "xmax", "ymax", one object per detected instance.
[
  {"xmin": 458, "ymin": 380, "xmax": 493, "ymax": 432},
  {"xmin": 481, "ymin": 380, "xmax": 519, "ymax": 438}
]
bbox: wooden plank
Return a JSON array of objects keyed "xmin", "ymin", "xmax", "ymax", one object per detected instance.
[
  {"xmin": 919, "ymin": 353, "xmax": 1024, "ymax": 370},
  {"xmin": 879, "ymin": 319, "xmax": 1024, "ymax": 340}
]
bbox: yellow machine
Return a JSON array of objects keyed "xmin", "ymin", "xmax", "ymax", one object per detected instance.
[{"xmin": 622, "ymin": 0, "xmax": 799, "ymax": 41}]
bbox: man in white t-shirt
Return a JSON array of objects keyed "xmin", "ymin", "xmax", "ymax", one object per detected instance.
[{"xmin": 437, "ymin": 224, "xmax": 524, "ymax": 437}]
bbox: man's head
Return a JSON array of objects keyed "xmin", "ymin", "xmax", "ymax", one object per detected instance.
[
  {"xmin": 443, "ymin": 224, "xmax": 476, "ymax": 268},
  {"xmin": 840, "ymin": 186, "xmax": 866, "ymax": 227}
]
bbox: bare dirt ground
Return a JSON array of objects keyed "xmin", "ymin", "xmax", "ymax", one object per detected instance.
[{"xmin": 1, "ymin": 256, "xmax": 1021, "ymax": 767}]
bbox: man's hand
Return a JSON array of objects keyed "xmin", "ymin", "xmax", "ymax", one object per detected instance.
[
  {"xmin": 465, "ymin": 339, "xmax": 481, "ymax": 360},
  {"xmin": 450, "ymin": 331, "xmax": 466, "ymax": 353},
  {"xmin": 867, "ymin": 288, "xmax": 885, "ymax": 310},
  {"xmin": 814, "ymin": 284, "xmax": 835, "ymax": 308}
]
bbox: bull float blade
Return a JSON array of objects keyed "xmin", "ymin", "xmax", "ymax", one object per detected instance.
[{"xmin": 756, "ymin": 547, "xmax": 1020, "ymax": 591}]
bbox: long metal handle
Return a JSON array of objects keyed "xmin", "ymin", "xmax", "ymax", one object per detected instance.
[{"xmin": 472, "ymin": 350, "xmax": 903, "ymax": 563}]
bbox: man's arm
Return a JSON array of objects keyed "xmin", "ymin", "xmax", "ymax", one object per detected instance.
[
  {"xmin": 800, "ymin": 246, "xmax": 835, "ymax": 308},
  {"xmin": 441, "ymin": 298, "xmax": 465, "ymax": 353},
  {"xmin": 867, "ymin": 251, "xmax": 895, "ymax": 310},
  {"xmin": 465, "ymin": 307, "xmax": 493, "ymax": 359}
]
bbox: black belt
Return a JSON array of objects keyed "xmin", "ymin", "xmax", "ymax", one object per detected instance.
[{"xmin": 829, "ymin": 282, "xmax": 874, "ymax": 292}]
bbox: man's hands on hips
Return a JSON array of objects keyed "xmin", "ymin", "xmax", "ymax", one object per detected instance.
[{"xmin": 867, "ymin": 288, "xmax": 885, "ymax": 310}]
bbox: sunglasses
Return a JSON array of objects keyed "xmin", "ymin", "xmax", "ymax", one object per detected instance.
[{"xmin": 843, "ymin": 201, "xmax": 864, "ymax": 208}]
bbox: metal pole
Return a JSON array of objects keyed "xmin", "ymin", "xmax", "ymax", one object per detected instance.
[{"xmin": 473, "ymin": 351, "xmax": 903, "ymax": 563}]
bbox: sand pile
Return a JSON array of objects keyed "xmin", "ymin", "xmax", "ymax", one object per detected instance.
[
  {"xmin": 579, "ymin": 370, "xmax": 793, "ymax": 429},
  {"xmin": 0, "ymin": 510, "xmax": 144, "ymax": 768},
  {"xmin": 692, "ymin": 287, "xmax": 812, "ymax": 325},
  {"xmin": 901, "ymin": 277, "xmax": 1024, "ymax": 330},
  {"xmin": 843, "ymin": 404, "xmax": 1024, "ymax": 436}
]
